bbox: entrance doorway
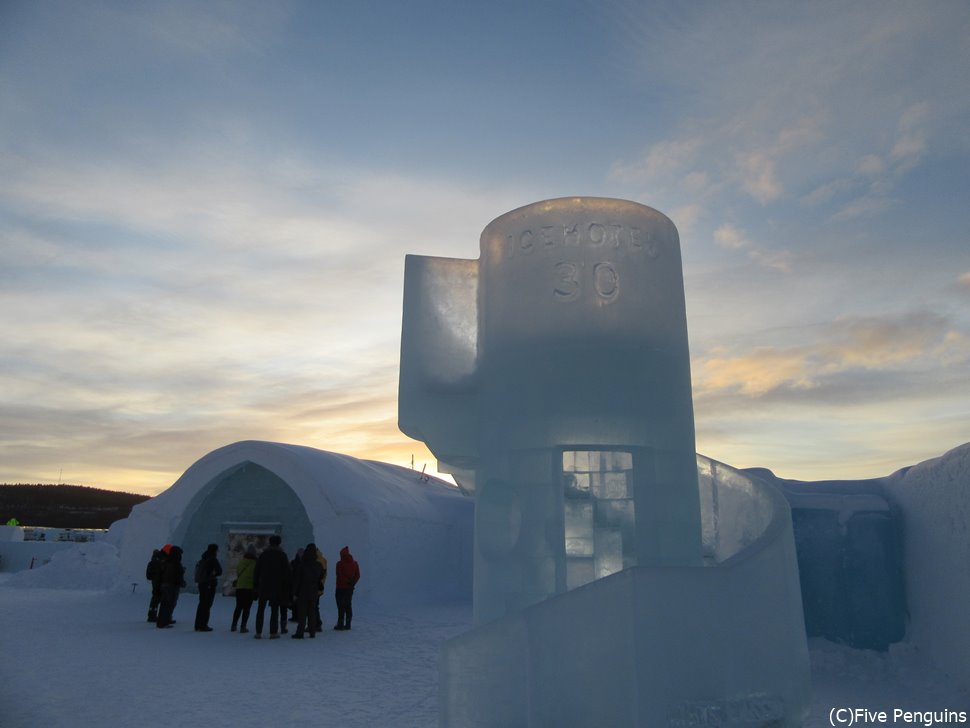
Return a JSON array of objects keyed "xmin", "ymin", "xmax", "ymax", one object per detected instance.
[{"xmin": 221, "ymin": 523, "xmax": 280, "ymax": 596}]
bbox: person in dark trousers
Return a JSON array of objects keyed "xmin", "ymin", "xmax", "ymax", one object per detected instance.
[
  {"xmin": 194, "ymin": 543, "xmax": 222, "ymax": 632},
  {"xmin": 314, "ymin": 547, "xmax": 328, "ymax": 632},
  {"xmin": 287, "ymin": 548, "xmax": 304, "ymax": 625},
  {"xmin": 156, "ymin": 545, "xmax": 186, "ymax": 629},
  {"xmin": 333, "ymin": 545, "xmax": 360, "ymax": 631},
  {"xmin": 291, "ymin": 543, "xmax": 324, "ymax": 639},
  {"xmin": 253, "ymin": 534, "xmax": 290, "ymax": 639},
  {"xmin": 231, "ymin": 544, "xmax": 257, "ymax": 633},
  {"xmin": 146, "ymin": 547, "xmax": 167, "ymax": 622}
]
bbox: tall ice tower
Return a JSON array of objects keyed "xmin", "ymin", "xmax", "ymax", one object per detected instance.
[
  {"xmin": 400, "ymin": 197, "xmax": 703, "ymax": 624},
  {"xmin": 400, "ymin": 198, "xmax": 810, "ymax": 726}
]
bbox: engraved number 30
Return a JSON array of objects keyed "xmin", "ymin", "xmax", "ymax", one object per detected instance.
[{"xmin": 553, "ymin": 261, "xmax": 619, "ymax": 304}]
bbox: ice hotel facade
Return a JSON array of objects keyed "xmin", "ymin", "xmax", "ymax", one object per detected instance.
[{"xmin": 400, "ymin": 198, "xmax": 811, "ymax": 726}]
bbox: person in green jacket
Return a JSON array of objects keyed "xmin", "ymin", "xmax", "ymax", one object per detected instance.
[{"xmin": 231, "ymin": 544, "xmax": 258, "ymax": 633}]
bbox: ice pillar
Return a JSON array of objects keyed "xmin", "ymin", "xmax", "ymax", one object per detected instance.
[{"xmin": 400, "ymin": 198, "xmax": 702, "ymax": 624}]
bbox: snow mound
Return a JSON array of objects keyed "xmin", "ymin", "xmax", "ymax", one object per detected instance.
[{"xmin": 3, "ymin": 541, "xmax": 123, "ymax": 591}]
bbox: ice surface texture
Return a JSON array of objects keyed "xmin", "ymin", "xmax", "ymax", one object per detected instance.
[
  {"xmin": 400, "ymin": 198, "xmax": 704, "ymax": 624},
  {"xmin": 440, "ymin": 457, "xmax": 811, "ymax": 727},
  {"xmin": 884, "ymin": 443, "xmax": 970, "ymax": 691},
  {"xmin": 400, "ymin": 198, "xmax": 810, "ymax": 726}
]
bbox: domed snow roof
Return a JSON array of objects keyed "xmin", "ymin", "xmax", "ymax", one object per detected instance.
[
  {"xmin": 117, "ymin": 441, "xmax": 472, "ymax": 606},
  {"xmin": 147, "ymin": 440, "xmax": 466, "ymax": 522}
]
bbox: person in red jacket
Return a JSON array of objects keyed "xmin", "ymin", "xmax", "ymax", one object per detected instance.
[{"xmin": 333, "ymin": 546, "xmax": 360, "ymax": 630}]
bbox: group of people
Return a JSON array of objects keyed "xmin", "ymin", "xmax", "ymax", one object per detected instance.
[
  {"xmin": 146, "ymin": 535, "xmax": 361, "ymax": 639},
  {"xmin": 145, "ymin": 543, "xmax": 185, "ymax": 629}
]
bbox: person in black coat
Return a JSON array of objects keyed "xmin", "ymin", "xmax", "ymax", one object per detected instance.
[
  {"xmin": 253, "ymin": 534, "xmax": 289, "ymax": 639},
  {"xmin": 291, "ymin": 543, "xmax": 324, "ymax": 639},
  {"xmin": 145, "ymin": 548, "xmax": 166, "ymax": 622},
  {"xmin": 156, "ymin": 545, "xmax": 186, "ymax": 629},
  {"xmin": 194, "ymin": 543, "xmax": 222, "ymax": 632}
]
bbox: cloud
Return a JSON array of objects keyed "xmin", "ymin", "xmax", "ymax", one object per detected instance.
[
  {"xmin": 800, "ymin": 178, "xmax": 852, "ymax": 207},
  {"xmin": 612, "ymin": 137, "xmax": 704, "ymax": 181},
  {"xmin": 856, "ymin": 155, "xmax": 886, "ymax": 177},
  {"xmin": 692, "ymin": 311, "xmax": 969, "ymax": 404},
  {"xmin": 609, "ymin": 115, "xmax": 820, "ymax": 207},
  {"xmin": 713, "ymin": 224, "xmax": 747, "ymax": 251},
  {"xmin": 827, "ymin": 102, "xmax": 933, "ymax": 220},
  {"xmin": 0, "ymin": 354, "xmax": 438, "ymax": 493},
  {"xmin": 0, "ymin": 136, "xmax": 516, "ymax": 345},
  {"xmin": 0, "ymin": 131, "xmax": 515, "ymax": 493},
  {"xmin": 695, "ymin": 394, "xmax": 970, "ymax": 480},
  {"xmin": 696, "ymin": 346, "xmax": 815, "ymax": 397},
  {"xmin": 892, "ymin": 101, "xmax": 930, "ymax": 165},
  {"xmin": 691, "ymin": 308, "xmax": 970, "ymax": 480},
  {"xmin": 608, "ymin": 3, "xmax": 970, "ymax": 229},
  {"xmin": 3, "ymin": 0, "xmax": 968, "ymax": 492},
  {"xmin": 670, "ymin": 203, "xmax": 703, "ymax": 233},
  {"xmin": 131, "ymin": 1, "xmax": 285, "ymax": 56},
  {"xmin": 711, "ymin": 223, "xmax": 793, "ymax": 272},
  {"xmin": 830, "ymin": 196, "xmax": 893, "ymax": 222},
  {"xmin": 737, "ymin": 151, "xmax": 782, "ymax": 204}
]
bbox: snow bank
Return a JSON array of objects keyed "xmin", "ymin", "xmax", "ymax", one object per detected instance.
[
  {"xmin": 3, "ymin": 541, "xmax": 123, "ymax": 591},
  {"xmin": 0, "ymin": 525, "xmax": 25, "ymax": 541},
  {"xmin": 884, "ymin": 442, "xmax": 970, "ymax": 691}
]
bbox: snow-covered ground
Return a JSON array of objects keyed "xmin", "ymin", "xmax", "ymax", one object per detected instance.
[
  {"xmin": 1, "ymin": 570, "xmax": 966, "ymax": 727},
  {"xmin": 0, "ymin": 582, "xmax": 470, "ymax": 728},
  {"xmin": 1, "ymin": 443, "xmax": 967, "ymax": 726},
  {"xmin": 806, "ymin": 640, "xmax": 969, "ymax": 728}
]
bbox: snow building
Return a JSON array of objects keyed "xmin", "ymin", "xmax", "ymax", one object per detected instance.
[{"xmin": 116, "ymin": 440, "xmax": 473, "ymax": 605}]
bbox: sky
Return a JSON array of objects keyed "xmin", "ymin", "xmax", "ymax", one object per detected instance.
[{"xmin": 1, "ymin": 0, "xmax": 969, "ymax": 495}]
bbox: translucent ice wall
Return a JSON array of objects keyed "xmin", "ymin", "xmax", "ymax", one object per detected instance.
[
  {"xmin": 440, "ymin": 457, "xmax": 811, "ymax": 727},
  {"xmin": 400, "ymin": 198, "xmax": 704, "ymax": 624},
  {"xmin": 400, "ymin": 198, "xmax": 810, "ymax": 725}
]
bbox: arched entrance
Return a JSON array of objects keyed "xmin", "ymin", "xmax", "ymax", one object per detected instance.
[{"xmin": 173, "ymin": 461, "xmax": 314, "ymax": 592}]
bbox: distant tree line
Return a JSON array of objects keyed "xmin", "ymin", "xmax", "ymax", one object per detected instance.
[{"xmin": 0, "ymin": 484, "xmax": 150, "ymax": 529}]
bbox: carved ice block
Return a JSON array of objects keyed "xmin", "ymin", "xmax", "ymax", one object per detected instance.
[{"xmin": 400, "ymin": 198, "xmax": 703, "ymax": 624}]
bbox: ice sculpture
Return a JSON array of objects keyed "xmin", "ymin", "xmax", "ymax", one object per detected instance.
[{"xmin": 399, "ymin": 198, "xmax": 810, "ymax": 726}]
